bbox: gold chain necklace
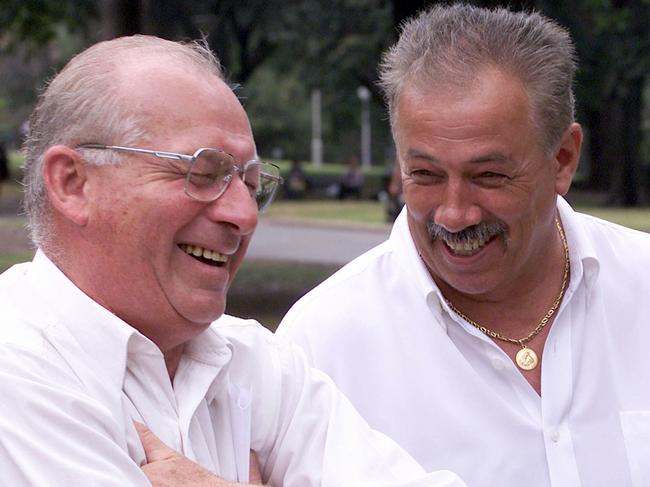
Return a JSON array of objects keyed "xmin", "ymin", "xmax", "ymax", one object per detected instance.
[{"xmin": 446, "ymin": 218, "xmax": 570, "ymax": 371}]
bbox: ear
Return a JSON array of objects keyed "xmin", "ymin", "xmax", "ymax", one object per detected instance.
[
  {"xmin": 553, "ymin": 122, "xmax": 583, "ymax": 196},
  {"xmin": 42, "ymin": 145, "xmax": 90, "ymax": 227}
]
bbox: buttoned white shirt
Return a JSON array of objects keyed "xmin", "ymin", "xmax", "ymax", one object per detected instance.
[
  {"xmin": 0, "ymin": 251, "xmax": 465, "ymax": 487},
  {"xmin": 278, "ymin": 197, "xmax": 650, "ymax": 487}
]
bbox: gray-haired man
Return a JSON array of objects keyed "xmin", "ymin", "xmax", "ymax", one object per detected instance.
[{"xmin": 279, "ymin": 4, "xmax": 650, "ymax": 486}]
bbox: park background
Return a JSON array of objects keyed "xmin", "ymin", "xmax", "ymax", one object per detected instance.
[{"xmin": 1, "ymin": 0, "xmax": 649, "ymax": 329}]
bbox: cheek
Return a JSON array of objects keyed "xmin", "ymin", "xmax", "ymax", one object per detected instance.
[
  {"xmin": 226, "ymin": 236, "xmax": 252, "ymax": 285},
  {"xmin": 402, "ymin": 184, "xmax": 435, "ymax": 221},
  {"xmin": 96, "ymin": 196, "xmax": 182, "ymax": 262}
]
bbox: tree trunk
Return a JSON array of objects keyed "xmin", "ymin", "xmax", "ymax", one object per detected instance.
[
  {"xmin": 604, "ymin": 78, "xmax": 648, "ymax": 207},
  {"xmin": 585, "ymin": 107, "xmax": 613, "ymax": 191},
  {"xmin": 98, "ymin": 0, "xmax": 143, "ymax": 39},
  {"xmin": 391, "ymin": 1, "xmax": 429, "ymax": 29},
  {"xmin": 614, "ymin": 76, "xmax": 647, "ymax": 206}
]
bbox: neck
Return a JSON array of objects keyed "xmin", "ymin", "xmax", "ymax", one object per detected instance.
[
  {"xmin": 164, "ymin": 344, "xmax": 184, "ymax": 380},
  {"xmin": 440, "ymin": 218, "xmax": 569, "ymax": 338}
]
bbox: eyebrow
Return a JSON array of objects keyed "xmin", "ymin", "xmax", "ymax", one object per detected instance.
[{"xmin": 404, "ymin": 148, "xmax": 514, "ymax": 165}]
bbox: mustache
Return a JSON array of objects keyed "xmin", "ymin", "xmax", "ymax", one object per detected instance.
[{"xmin": 426, "ymin": 220, "xmax": 507, "ymax": 244}]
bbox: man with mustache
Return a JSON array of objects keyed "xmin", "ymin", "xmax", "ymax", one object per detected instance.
[
  {"xmin": 0, "ymin": 35, "xmax": 466, "ymax": 487},
  {"xmin": 278, "ymin": 4, "xmax": 650, "ymax": 486}
]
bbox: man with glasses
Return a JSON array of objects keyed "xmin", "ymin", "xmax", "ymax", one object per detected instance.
[{"xmin": 0, "ymin": 36, "xmax": 464, "ymax": 487}]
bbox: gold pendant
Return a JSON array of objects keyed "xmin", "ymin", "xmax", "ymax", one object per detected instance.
[{"xmin": 515, "ymin": 347, "xmax": 538, "ymax": 370}]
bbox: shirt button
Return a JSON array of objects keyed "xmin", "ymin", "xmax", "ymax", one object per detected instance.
[
  {"xmin": 491, "ymin": 358, "xmax": 505, "ymax": 370},
  {"xmin": 550, "ymin": 430, "xmax": 560, "ymax": 442}
]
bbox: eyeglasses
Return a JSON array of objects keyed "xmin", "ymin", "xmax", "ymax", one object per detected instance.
[{"xmin": 77, "ymin": 144, "xmax": 283, "ymax": 212}]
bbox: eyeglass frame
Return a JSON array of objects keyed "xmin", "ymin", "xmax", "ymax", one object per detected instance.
[{"xmin": 76, "ymin": 143, "xmax": 283, "ymax": 212}]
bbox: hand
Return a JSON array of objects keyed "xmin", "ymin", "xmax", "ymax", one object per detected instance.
[
  {"xmin": 249, "ymin": 451, "xmax": 263, "ymax": 485},
  {"xmin": 135, "ymin": 422, "xmax": 265, "ymax": 486}
]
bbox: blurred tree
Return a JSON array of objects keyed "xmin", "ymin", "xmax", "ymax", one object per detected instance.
[
  {"xmin": 0, "ymin": 0, "xmax": 95, "ymax": 50},
  {"xmin": 562, "ymin": 0, "xmax": 650, "ymax": 206},
  {"xmin": 95, "ymin": 0, "xmax": 294, "ymax": 83},
  {"xmin": 1, "ymin": 0, "xmax": 648, "ymax": 204},
  {"xmin": 273, "ymin": 0, "xmax": 395, "ymax": 163},
  {"xmin": 0, "ymin": 0, "xmax": 91, "ymax": 145},
  {"xmin": 243, "ymin": 64, "xmax": 312, "ymax": 160},
  {"xmin": 390, "ymin": 0, "xmax": 650, "ymax": 206}
]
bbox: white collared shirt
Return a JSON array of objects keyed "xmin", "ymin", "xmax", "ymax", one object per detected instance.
[
  {"xmin": 0, "ymin": 251, "xmax": 465, "ymax": 487},
  {"xmin": 278, "ymin": 197, "xmax": 650, "ymax": 487}
]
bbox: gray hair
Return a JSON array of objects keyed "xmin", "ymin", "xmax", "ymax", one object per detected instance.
[
  {"xmin": 23, "ymin": 35, "xmax": 224, "ymax": 248},
  {"xmin": 379, "ymin": 3, "xmax": 577, "ymax": 156}
]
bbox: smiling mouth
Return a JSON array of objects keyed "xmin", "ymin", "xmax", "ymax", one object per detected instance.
[
  {"xmin": 443, "ymin": 234, "xmax": 496, "ymax": 256},
  {"xmin": 179, "ymin": 244, "xmax": 228, "ymax": 266},
  {"xmin": 428, "ymin": 220, "xmax": 506, "ymax": 258}
]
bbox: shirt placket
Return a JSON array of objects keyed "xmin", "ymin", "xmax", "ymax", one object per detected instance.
[
  {"xmin": 540, "ymin": 306, "xmax": 581, "ymax": 487},
  {"xmin": 124, "ymin": 352, "xmax": 182, "ymax": 452}
]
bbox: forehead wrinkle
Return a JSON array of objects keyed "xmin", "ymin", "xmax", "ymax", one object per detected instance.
[
  {"xmin": 404, "ymin": 147, "xmax": 515, "ymax": 167},
  {"xmin": 404, "ymin": 148, "xmax": 440, "ymax": 164},
  {"xmin": 466, "ymin": 152, "xmax": 515, "ymax": 165}
]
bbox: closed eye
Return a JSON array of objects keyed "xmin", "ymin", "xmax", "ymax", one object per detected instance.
[
  {"xmin": 474, "ymin": 172, "xmax": 509, "ymax": 187},
  {"xmin": 409, "ymin": 169, "xmax": 444, "ymax": 184},
  {"xmin": 164, "ymin": 159, "xmax": 188, "ymax": 176}
]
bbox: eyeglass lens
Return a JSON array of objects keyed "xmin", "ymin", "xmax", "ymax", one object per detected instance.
[{"xmin": 185, "ymin": 149, "xmax": 280, "ymax": 211}]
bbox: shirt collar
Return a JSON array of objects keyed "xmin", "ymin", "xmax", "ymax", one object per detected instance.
[
  {"xmin": 27, "ymin": 250, "xmax": 140, "ymax": 390},
  {"xmin": 389, "ymin": 207, "xmax": 446, "ymax": 327},
  {"xmin": 388, "ymin": 197, "xmax": 601, "ymax": 329},
  {"xmin": 556, "ymin": 196, "xmax": 600, "ymax": 292},
  {"xmin": 27, "ymin": 251, "xmax": 234, "ymax": 394}
]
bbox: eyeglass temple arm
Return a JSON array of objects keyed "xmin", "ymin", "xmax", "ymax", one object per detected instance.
[
  {"xmin": 78, "ymin": 144, "xmax": 193, "ymax": 162},
  {"xmin": 255, "ymin": 162, "xmax": 284, "ymax": 184}
]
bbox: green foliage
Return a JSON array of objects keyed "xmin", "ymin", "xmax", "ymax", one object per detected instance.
[
  {"xmin": 269, "ymin": 0, "xmax": 395, "ymax": 163},
  {"xmin": 1, "ymin": 0, "xmax": 648, "ymax": 204},
  {"xmin": 243, "ymin": 66, "xmax": 312, "ymax": 160},
  {"xmin": 0, "ymin": 0, "xmax": 95, "ymax": 50}
]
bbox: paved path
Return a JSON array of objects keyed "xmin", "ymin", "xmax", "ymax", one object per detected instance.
[
  {"xmin": 0, "ymin": 197, "xmax": 391, "ymax": 266},
  {"xmin": 247, "ymin": 218, "xmax": 390, "ymax": 266}
]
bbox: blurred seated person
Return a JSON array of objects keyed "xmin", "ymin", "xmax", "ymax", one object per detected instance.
[
  {"xmin": 338, "ymin": 156, "xmax": 364, "ymax": 199},
  {"xmin": 284, "ymin": 158, "xmax": 310, "ymax": 199},
  {"xmin": 0, "ymin": 143, "xmax": 9, "ymax": 200},
  {"xmin": 386, "ymin": 161, "xmax": 404, "ymax": 222}
]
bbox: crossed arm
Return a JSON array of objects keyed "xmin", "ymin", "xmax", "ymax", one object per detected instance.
[{"xmin": 136, "ymin": 422, "xmax": 265, "ymax": 487}]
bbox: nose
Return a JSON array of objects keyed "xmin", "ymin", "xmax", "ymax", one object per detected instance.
[
  {"xmin": 433, "ymin": 177, "xmax": 482, "ymax": 232},
  {"xmin": 204, "ymin": 176, "xmax": 258, "ymax": 235}
]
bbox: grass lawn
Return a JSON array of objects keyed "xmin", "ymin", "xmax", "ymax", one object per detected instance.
[
  {"xmin": 265, "ymin": 200, "xmax": 650, "ymax": 232},
  {"xmin": 577, "ymin": 207, "xmax": 650, "ymax": 232},
  {"xmin": 0, "ymin": 252, "xmax": 33, "ymax": 271},
  {"xmin": 227, "ymin": 260, "xmax": 340, "ymax": 330},
  {"xmin": 2, "ymin": 152, "xmax": 647, "ymax": 329},
  {"xmin": 1, "ymin": 191, "xmax": 648, "ymax": 328},
  {"xmin": 264, "ymin": 200, "xmax": 388, "ymax": 228}
]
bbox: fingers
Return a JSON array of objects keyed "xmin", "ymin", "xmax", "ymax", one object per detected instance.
[
  {"xmin": 249, "ymin": 451, "xmax": 263, "ymax": 484},
  {"xmin": 135, "ymin": 422, "xmax": 264, "ymax": 486},
  {"xmin": 134, "ymin": 421, "xmax": 177, "ymax": 463}
]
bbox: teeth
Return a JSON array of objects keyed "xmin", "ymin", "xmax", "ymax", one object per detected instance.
[
  {"xmin": 445, "ymin": 237, "xmax": 487, "ymax": 256},
  {"xmin": 180, "ymin": 244, "xmax": 228, "ymax": 263}
]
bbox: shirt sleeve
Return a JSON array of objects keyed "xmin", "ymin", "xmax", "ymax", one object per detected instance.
[
  {"xmin": 256, "ymin": 335, "xmax": 466, "ymax": 487},
  {"xmin": 0, "ymin": 346, "xmax": 151, "ymax": 486}
]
